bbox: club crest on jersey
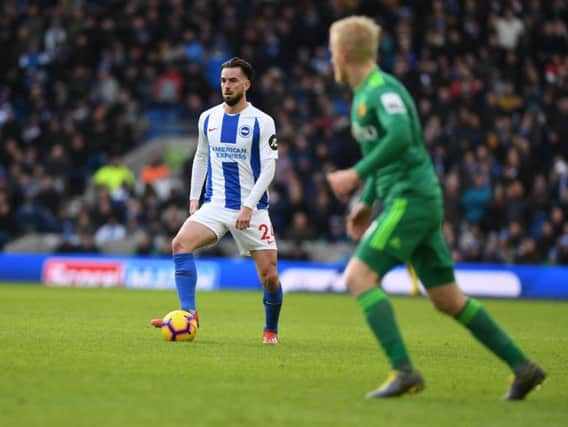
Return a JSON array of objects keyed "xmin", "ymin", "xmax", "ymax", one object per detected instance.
[
  {"xmin": 268, "ymin": 134, "xmax": 278, "ymax": 150},
  {"xmin": 358, "ymin": 103, "xmax": 366, "ymax": 117},
  {"xmin": 239, "ymin": 125, "xmax": 251, "ymax": 138}
]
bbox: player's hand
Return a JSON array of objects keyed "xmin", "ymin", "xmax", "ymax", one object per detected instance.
[
  {"xmin": 326, "ymin": 169, "xmax": 361, "ymax": 198},
  {"xmin": 235, "ymin": 206, "xmax": 253, "ymax": 230},
  {"xmin": 189, "ymin": 199, "xmax": 199, "ymax": 215},
  {"xmin": 347, "ymin": 203, "xmax": 373, "ymax": 240}
]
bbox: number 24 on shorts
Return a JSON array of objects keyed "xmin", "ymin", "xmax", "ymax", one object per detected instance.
[{"xmin": 258, "ymin": 224, "xmax": 274, "ymax": 244}]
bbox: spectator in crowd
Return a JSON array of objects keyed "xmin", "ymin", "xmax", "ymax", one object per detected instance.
[
  {"xmin": 94, "ymin": 215, "xmax": 126, "ymax": 246},
  {"xmin": 461, "ymin": 174, "xmax": 492, "ymax": 225},
  {"xmin": 0, "ymin": 190, "xmax": 16, "ymax": 250},
  {"xmin": 515, "ymin": 237, "xmax": 541, "ymax": 265},
  {"xmin": 56, "ymin": 232, "xmax": 100, "ymax": 254},
  {"xmin": 134, "ymin": 232, "xmax": 160, "ymax": 257},
  {"xmin": 443, "ymin": 173, "xmax": 462, "ymax": 232},
  {"xmin": 556, "ymin": 231, "xmax": 568, "ymax": 264},
  {"xmin": 93, "ymin": 155, "xmax": 135, "ymax": 202},
  {"xmin": 75, "ymin": 233, "xmax": 101, "ymax": 254},
  {"xmin": 284, "ymin": 211, "xmax": 317, "ymax": 242},
  {"xmin": 280, "ymin": 240, "xmax": 310, "ymax": 261},
  {"xmin": 140, "ymin": 153, "xmax": 172, "ymax": 198},
  {"xmin": 493, "ymin": 8, "xmax": 524, "ymax": 51}
]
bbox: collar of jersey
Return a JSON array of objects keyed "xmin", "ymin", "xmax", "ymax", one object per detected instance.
[
  {"xmin": 223, "ymin": 102, "xmax": 252, "ymax": 116},
  {"xmin": 354, "ymin": 66, "xmax": 380, "ymax": 95}
]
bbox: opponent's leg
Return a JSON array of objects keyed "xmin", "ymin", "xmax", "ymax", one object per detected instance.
[
  {"xmin": 251, "ymin": 249, "xmax": 282, "ymax": 344},
  {"xmin": 427, "ymin": 283, "xmax": 546, "ymax": 400},
  {"xmin": 412, "ymin": 222, "xmax": 546, "ymax": 400},
  {"xmin": 346, "ymin": 258, "xmax": 424, "ymax": 398}
]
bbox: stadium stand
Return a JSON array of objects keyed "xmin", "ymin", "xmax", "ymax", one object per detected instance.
[{"xmin": 0, "ymin": 0, "xmax": 567, "ymax": 264}]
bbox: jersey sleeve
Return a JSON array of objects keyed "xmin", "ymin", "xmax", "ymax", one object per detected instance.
[
  {"xmin": 189, "ymin": 113, "xmax": 209, "ymax": 200},
  {"xmin": 354, "ymin": 89, "xmax": 413, "ymax": 179},
  {"xmin": 360, "ymin": 175, "xmax": 377, "ymax": 206},
  {"xmin": 259, "ymin": 116, "xmax": 278, "ymax": 161}
]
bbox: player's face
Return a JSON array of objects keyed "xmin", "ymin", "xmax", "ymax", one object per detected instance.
[
  {"xmin": 221, "ymin": 67, "xmax": 250, "ymax": 106},
  {"xmin": 330, "ymin": 36, "xmax": 348, "ymax": 84}
]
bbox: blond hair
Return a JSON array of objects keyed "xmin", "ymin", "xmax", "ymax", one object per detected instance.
[{"xmin": 330, "ymin": 16, "xmax": 381, "ymax": 62}]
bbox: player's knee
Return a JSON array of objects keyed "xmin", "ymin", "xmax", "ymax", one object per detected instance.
[
  {"xmin": 344, "ymin": 260, "xmax": 379, "ymax": 297},
  {"xmin": 428, "ymin": 283, "xmax": 467, "ymax": 316},
  {"xmin": 431, "ymin": 298, "xmax": 460, "ymax": 316},
  {"xmin": 260, "ymin": 269, "xmax": 279, "ymax": 291},
  {"xmin": 263, "ymin": 273, "xmax": 280, "ymax": 291},
  {"xmin": 171, "ymin": 235, "xmax": 193, "ymax": 254},
  {"xmin": 171, "ymin": 235, "xmax": 182, "ymax": 253},
  {"xmin": 344, "ymin": 271, "xmax": 358, "ymax": 293},
  {"xmin": 345, "ymin": 270, "xmax": 369, "ymax": 296}
]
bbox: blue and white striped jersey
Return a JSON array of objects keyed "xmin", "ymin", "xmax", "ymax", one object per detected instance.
[{"xmin": 191, "ymin": 103, "xmax": 278, "ymax": 210}]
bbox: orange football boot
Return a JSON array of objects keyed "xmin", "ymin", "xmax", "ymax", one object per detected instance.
[{"xmin": 263, "ymin": 330, "xmax": 279, "ymax": 344}]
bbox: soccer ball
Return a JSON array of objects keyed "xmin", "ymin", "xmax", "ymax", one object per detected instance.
[{"xmin": 161, "ymin": 310, "xmax": 198, "ymax": 342}]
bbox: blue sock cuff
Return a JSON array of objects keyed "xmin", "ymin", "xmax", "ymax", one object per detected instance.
[
  {"xmin": 263, "ymin": 283, "xmax": 283, "ymax": 333},
  {"xmin": 264, "ymin": 284, "xmax": 283, "ymax": 304},
  {"xmin": 174, "ymin": 253, "xmax": 195, "ymax": 269},
  {"xmin": 173, "ymin": 253, "xmax": 197, "ymax": 312}
]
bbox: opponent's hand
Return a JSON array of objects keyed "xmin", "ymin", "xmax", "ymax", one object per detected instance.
[
  {"xmin": 235, "ymin": 206, "xmax": 253, "ymax": 230},
  {"xmin": 326, "ymin": 169, "xmax": 361, "ymax": 198},
  {"xmin": 189, "ymin": 199, "xmax": 199, "ymax": 215},
  {"xmin": 347, "ymin": 203, "xmax": 373, "ymax": 240}
]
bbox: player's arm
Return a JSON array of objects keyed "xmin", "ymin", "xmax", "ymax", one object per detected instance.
[
  {"xmin": 328, "ymin": 91, "xmax": 411, "ymax": 198},
  {"xmin": 343, "ymin": 174, "xmax": 375, "ymax": 240},
  {"xmin": 235, "ymin": 118, "xmax": 278, "ymax": 230},
  {"xmin": 236, "ymin": 159, "xmax": 275, "ymax": 230},
  {"xmin": 189, "ymin": 114, "xmax": 209, "ymax": 214},
  {"xmin": 243, "ymin": 117, "xmax": 278, "ymax": 210},
  {"xmin": 243, "ymin": 160, "xmax": 275, "ymax": 210},
  {"xmin": 360, "ymin": 175, "xmax": 377, "ymax": 206},
  {"xmin": 354, "ymin": 91, "xmax": 412, "ymax": 179}
]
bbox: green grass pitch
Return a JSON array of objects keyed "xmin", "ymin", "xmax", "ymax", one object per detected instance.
[{"xmin": 1, "ymin": 284, "xmax": 566, "ymax": 427}]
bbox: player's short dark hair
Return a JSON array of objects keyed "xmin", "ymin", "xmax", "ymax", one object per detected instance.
[{"xmin": 221, "ymin": 57, "xmax": 255, "ymax": 81}]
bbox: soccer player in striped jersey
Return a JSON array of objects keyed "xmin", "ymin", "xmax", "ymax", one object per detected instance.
[
  {"xmin": 151, "ymin": 57, "xmax": 282, "ymax": 344},
  {"xmin": 326, "ymin": 16, "xmax": 545, "ymax": 399}
]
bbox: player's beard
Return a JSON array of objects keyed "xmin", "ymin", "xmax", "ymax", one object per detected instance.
[{"xmin": 223, "ymin": 91, "xmax": 244, "ymax": 106}]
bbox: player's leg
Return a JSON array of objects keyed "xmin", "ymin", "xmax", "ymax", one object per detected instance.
[
  {"xmin": 231, "ymin": 209, "xmax": 281, "ymax": 343},
  {"xmin": 345, "ymin": 258, "xmax": 413, "ymax": 371},
  {"xmin": 412, "ymin": 228, "xmax": 546, "ymax": 399},
  {"xmin": 251, "ymin": 249, "xmax": 282, "ymax": 344},
  {"xmin": 151, "ymin": 205, "xmax": 223, "ymax": 327},
  {"xmin": 426, "ymin": 281, "xmax": 529, "ymax": 368},
  {"xmin": 171, "ymin": 219, "xmax": 218, "ymax": 314},
  {"xmin": 352, "ymin": 202, "xmax": 426, "ymax": 398},
  {"xmin": 345, "ymin": 256, "xmax": 424, "ymax": 398}
]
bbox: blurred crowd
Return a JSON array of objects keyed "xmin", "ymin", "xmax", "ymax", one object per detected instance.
[{"xmin": 1, "ymin": 0, "xmax": 568, "ymax": 265}]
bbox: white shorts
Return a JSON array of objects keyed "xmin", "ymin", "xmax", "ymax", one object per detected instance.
[{"xmin": 188, "ymin": 203, "xmax": 277, "ymax": 256}]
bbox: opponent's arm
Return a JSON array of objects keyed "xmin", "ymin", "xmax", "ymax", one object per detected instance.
[
  {"xmin": 345, "ymin": 174, "xmax": 376, "ymax": 240},
  {"xmin": 354, "ymin": 92, "xmax": 412, "ymax": 179},
  {"xmin": 360, "ymin": 175, "xmax": 377, "ymax": 206},
  {"xmin": 328, "ymin": 92, "xmax": 412, "ymax": 197}
]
